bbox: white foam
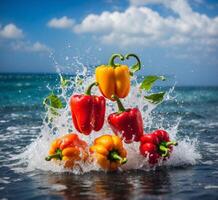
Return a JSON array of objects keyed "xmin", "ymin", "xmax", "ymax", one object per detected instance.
[{"xmin": 204, "ymin": 185, "xmax": 218, "ymax": 189}]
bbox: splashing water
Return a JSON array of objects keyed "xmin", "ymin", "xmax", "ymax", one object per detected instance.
[{"xmin": 11, "ymin": 60, "xmax": 201, "ymax": 174}]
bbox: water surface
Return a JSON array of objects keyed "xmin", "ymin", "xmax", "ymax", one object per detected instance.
[{"xmin": 0, "ymin": 74, "xmax": 218, "ymax": 200}]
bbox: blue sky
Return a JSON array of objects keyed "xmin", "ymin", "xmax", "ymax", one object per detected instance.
[{"xmin": 0, "ymin": 0, "xmax": 218, "ymax": 85}]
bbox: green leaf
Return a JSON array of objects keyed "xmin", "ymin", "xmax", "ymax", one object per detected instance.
[
  {"xmin": 43, "ymin": 93, "xmax": 64, "ymax": 109},
  {"xmin": 43, "ymin": 93, "xmax": 64, "ymax": 116},
  {"xmin": 144, "ymin": 92, "xmax": 165, "ymax": 104},
  {"xmin": 140, "ymin": 75, "xmax": 166, "ymax": 91},
  {"xmin": 60, "ymin": 74, "xmax": 70, "ymax": 88}
]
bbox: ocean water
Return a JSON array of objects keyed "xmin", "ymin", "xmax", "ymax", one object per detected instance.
[{"xmin": 0, "ymin": 73, "xmax": 218, "ymax": 200}]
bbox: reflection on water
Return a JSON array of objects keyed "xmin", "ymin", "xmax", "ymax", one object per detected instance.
[
  {"xmin": 2, "ymin": 166, "xmax": 218, "ymax": 200},
  {"xmin": 44, "ymin": 169, "xmax": 171, "ymax": 200}
]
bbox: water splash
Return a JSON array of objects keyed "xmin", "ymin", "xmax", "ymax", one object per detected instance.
[{"xmin": 12, "ymin": 56, "xmax": 201, "ymax": 174}]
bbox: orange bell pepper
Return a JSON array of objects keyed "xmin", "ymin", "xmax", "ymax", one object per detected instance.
[
  {"xmin": 90, "ymin": 134, "xmax": 127, "ymax": 171},
  {"xmin": 45, "ymin": 133, "xmax": 88, "ymax": 168},
  {"xmin": 95, "ymin": 53, "xmax": 141, "ymax": 101}
]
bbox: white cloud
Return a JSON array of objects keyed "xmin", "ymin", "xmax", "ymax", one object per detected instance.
[
  {"xmin": 11, "ymin": 41, "xmax": 51, "ymax": 53},
  {"xmin": 73, "ymin": 0, "xmax": 218, "ymax": 49},
  {"xmin": 129, "ymin": 0, "xmax": 194, "ymax": 17},
  {"xmin": 0, "ymin": 23, "xmax": 24, "ymax": 39},
  {"xmin": 0, "ymin": 22, "xmax": 50, "ymax": 54},
  {"xmin": 47, "ymin": 16, "xmax": 75, "ymax": 29},
  {"xmin": 30, "ymin": 42, "xmax": 51, "ymax": 52}
]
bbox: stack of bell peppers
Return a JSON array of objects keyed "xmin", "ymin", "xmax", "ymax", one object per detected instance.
[{"xmin": 45, "ymin": 53, "xmax": 178, "ymax": 171}]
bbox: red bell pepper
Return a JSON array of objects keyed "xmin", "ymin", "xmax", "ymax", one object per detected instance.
[
  {"xmin": 70, "ymin": 82, "xmax": 106, "ymax": 135},
  {"xmin": 139, "ymin": 129, "xmax": 178, "ymax": 165},
  {"xmin": 108, "ymin": 95, "xmax": 144, "ymax": 143}
]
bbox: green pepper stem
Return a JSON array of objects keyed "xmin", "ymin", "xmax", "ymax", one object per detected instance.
[
  {"xmin": 108, "ymin": 54, "xmax": 125, "ymax": 68},
  {"xmin": 85, "ymin": 82, "xmax": 99, "ymax": 95},
  {"xmin": 125, "ymin": 53, "xmax": 141, "ymax": 72},
  {"xmin": 111, "ymin": 95, "xmax": 126, "ymax": 112},
  {"xmin": 166, "ymin": 141, "xmax": 178, "ymax": 147},
  {"xmin": 158, "ymin": 140, "xmax": 178, "ymax": 157},
  {"xmin": 159, "ymin": 145, "xmax": 169, "ymax": 157},
  {"xmin": 109, "ymin": 151, "xmax": 127, "ymax": 164},
  {"xmin": 45, "ymin": 149, "xmax": 62, "ymax": 161}
]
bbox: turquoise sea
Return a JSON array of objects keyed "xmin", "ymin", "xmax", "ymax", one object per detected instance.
[{"xmin": 0, "ymin": 74, "xmax": 218, "ymax": 200}]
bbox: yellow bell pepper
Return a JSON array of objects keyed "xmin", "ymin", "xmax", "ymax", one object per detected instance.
[
  {"xmin": 90, "ymin": 134, "xmax": 127, "ymax": 171},
  {"xmin": 95, "ymin": 54, "xmax": 130, "ymax": 101},
  {"xmin": 96, "ymin": 53, "xmax": 141, "ymax": 101}
]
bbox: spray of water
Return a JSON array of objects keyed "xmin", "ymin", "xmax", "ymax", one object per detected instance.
[{"xmin": 12, "ymin": 52, "xmax": 201, "ymax": 174}]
